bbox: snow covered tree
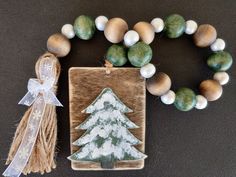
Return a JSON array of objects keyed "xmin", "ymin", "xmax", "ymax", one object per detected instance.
[{"xmin": 68, "ymin": 88, "xmax": 147, "ymax": 169}]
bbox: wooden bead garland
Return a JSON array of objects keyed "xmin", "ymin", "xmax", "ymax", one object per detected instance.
[
  {"xmin": 101, "ymin": 14, "xmax": 232, "ymax": 111},
  {"xmin": 53, "ymin": 13, "xmax": 231, "ymax": 111}
]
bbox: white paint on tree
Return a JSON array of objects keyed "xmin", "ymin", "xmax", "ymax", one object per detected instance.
[{"xmin": 82, "ymin": 88, "xmax": 133, "ymax": 113}]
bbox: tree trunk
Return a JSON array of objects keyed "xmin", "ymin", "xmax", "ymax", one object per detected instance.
[{"xmin": 100, "ymin": 155, "xmax": 114, "ymax": 169}]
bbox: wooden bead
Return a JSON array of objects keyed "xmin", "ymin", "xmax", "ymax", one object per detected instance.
[
  {"xmin": 61, "ymin": 24, "xmax": 75, "ymax": 39},
  {"xmin": 210, "ymin": 38, "xmax": 225, "ymax": 51},
  {"xmin": 106, "ymin": 44, "xmax": 127, "ymax": 66},
  {"xmin": 74, "ymin": 15, "xmax": 96, "ymax": 40},
  {"xmin": 185, "ymin": 20, "xmax": 198, "ymax": 35},
  {"xmin": 146, "ymin": 72, "xmax": 171, "ymax": 96},
  {"xmin": 104, "ymin": 18, "xmax": 128, "ymax": 43},
  {"xmin": 124, "ymin": 30, "xmax": 140, "ymax": 47},
  {"xmin": 151, "ymin": 18, "xmax": 164, "ymax": 33},
  {"xmin": 95, "ymin": 15, "xmax": 108, "ymax": 31},
  {"xmin": 164, "ymin": 14, "xmax": 186, "ymax": 38},
  {"xmin": 213, "ymin": 72, "xmax": 229, "ymax": 85},
  {"xmin": 195, "ymin": 95, "xmax": 208, "ymax": 110},
  {"xmin": 174, "ymin": 88, "xmax": 196, "ymax": 111},
  {"xmin": 161, "ymin": 90, "xmax": 175, "ymax": 105},
  {"xmin": 133, "ymin": 22, "xmax": 155, "ymax": 44},
  {"xmin": 193, "ymin": 24, "xmax": 217, "ymax": 47},
  {"xmin": 207, "ymin": 51, "xmax": 233, "ymax": 71},
  {"xmin": 47, "ymin": 33, "xmax": 71, "ymax": 57},
  {"xmin": 199, "ymin": 79, "xmax": 223, "ymax": 101},
  {"xmin": 140, "ymin": 63, "xmax": 156, "ymax": 78},
  {"xmin": 128, "ymin": 42, "xmax": 152, "ymax": 67}
]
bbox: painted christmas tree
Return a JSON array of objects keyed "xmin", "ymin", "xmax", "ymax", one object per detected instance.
[{"xmin": 68, "ymin": 88, "xmax": 147, "ymax": 169}]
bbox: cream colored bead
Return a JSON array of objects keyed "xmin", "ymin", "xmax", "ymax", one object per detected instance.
[
  {"xmin": 61, "ymin": 24, "xmax": 75, "ymax": 39},
  {"xmin": 185, "ymin": 20, "xmax": 198, "ymax": 35},
  {"xmin": 195, "ymin": 95, "xmax": 208, "ymax": 109},
  {"xmin": 161, "ymin": 90, "xmax": 175, "ymax": 105},
  {"xmin": 140, "ymin": 63, "xmax": 156, "ymax": 78},
  {"xmin": 95, "ymin": 15, "xmax": 108, "ymax": 31},
  {"xmin": 124, "ymin": 30, "xmax": 140, "ymax": 47},
  {"xmin": 210, "ymin": 38, "xmax": 226, "ymax": 51},
  {"xmin": 213, "ymin": 72, "xmax": 229, "ymax": 85},
  {"xmin": 151, "ymin": 18, "xmax": 164, "ymax": 33}
]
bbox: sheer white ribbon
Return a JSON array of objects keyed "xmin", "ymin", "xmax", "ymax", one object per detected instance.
[
  {"xmin": 18, "ymin": 78, "xmax": 62, "ymax": 107},
  {"xmin": 3, "ymin": 59, "xmax": 62, "ymax": 177}
]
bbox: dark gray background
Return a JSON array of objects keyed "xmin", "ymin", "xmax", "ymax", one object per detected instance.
[{"xmin": 0, "ymin": 0, "xmax": 236, "ymax": 177}]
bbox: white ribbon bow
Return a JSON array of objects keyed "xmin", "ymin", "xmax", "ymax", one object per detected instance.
[{"xmin": 18, "ymin": 78, "xmax": 62, "ymax": 107}]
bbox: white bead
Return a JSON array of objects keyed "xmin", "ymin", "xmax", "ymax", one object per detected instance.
[
  {"xmin": 151, "ymin": 18, "xmax": 164, "ymax": 33},
  {"xmin": 210, "ymin": 38, "xmax": 226, "ymax": 51},
  {"xmin": 95, "ymin": 15, "xmax": 108, "ymax": 31},
  {"xmin": 140, "ymin": 63, "xmax": 156, "ymax": 78},
  {"xmin": 213, "ymin": 72, "xmax": 229, "ymax": 85},
  {"xmin": 61, "ymin": 24, "xmax": 75, "ymax": 39},
  {"xmin": 160, "ymin": 90, "xmax": 175, "ymax": 105},
  {"xmin": 195, "ymin": 95, "xmax": 208, "ymax": 109},
  {"xmin": 124, "ymin": 30, "xmax": 140, "ymax": 47},
  {"xmin": 185, "ymin": 20, "xmax": 198, "ymax": 35}
]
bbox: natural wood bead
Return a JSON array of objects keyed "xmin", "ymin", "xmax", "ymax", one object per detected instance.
[
  {"xmin": 47, "ymin": 33, "xmax": 71, "ymax": 57},
  {"xmin": 133, "ymin": 22, "xmax": 155, "ymax": 44},
  {"xmin": 104, "ymin": 18, "xmax": 128, "ymax": 43},
  {"xmin": 199, "ymin": 79, "xmax": 223, "ymax": 101},
  {"xmin": 146, "ymin": 72, "xmax": 171, "ymax": 96},
  {"xmin": 193, "ymin": 24, "xmax": 217, "ymax": 47}
]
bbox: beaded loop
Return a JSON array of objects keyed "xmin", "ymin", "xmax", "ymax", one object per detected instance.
[{"xmin": 47, "ymin": 14, "xmax": 232, "ymax": 111}]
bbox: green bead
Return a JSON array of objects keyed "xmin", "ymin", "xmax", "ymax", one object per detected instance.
[
  {"xmin": 128, "ymin": 42, "xmax": 152, "ymax": 67},
  {"xmin": 207, "ymin": 51, "xmax": 233, "ymax": 71},
  {"xmin": 164, "ymin": 14, "xmax": 186, "ymax": 38},
  {"xmin": 74, "ymin": 15, "xmax": 95, "ymax": 40},
  {"xmin": 106, "ymin": 45, "xmax": 127, "ymax": 66},
  {"xmin": 174, "ymin": 88, "xmax": 196, "ymax": 111}
]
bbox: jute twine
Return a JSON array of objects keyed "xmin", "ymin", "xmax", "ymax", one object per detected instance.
[{"xmin": 6, "ymin": 52, "xmax": 61, "ymax": 175}]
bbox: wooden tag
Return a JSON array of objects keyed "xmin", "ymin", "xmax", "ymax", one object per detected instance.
[{"xmin": 68, "ymin": 67, "xmax": 146, "ymax": 170}]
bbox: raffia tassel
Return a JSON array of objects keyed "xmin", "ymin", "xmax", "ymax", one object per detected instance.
[{"xmin": 6, "ymin": 52, "xmax": 61, "ymax": 175}]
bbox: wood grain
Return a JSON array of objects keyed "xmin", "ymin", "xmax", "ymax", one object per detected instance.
[{"xmin": 68, "ymin": 67, "xmax": 146, "ymax": 170}]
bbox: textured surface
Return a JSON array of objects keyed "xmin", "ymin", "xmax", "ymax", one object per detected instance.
[
  {"xmin": 0, "ymin": 0, "xmax": 236, "ymax": 177},
  {"xmin": 164, "ymin": 14, "xmax": 186, "ymax": 38},
  {"xmin": 69, "ymin": 68, "xmax": 146, "ymax": 170}
]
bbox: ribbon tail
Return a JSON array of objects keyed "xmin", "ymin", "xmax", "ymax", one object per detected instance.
[
  {"xmin": 18, "ymin": 92, "xmax": 37, "ymax": 106},
  {"xmin": 44, "ymin": 91, "xmax": 63, "ymax": 107},
  {"xmin": 3, "ymin": 96, "xmax": 46, "ymax": 177}
]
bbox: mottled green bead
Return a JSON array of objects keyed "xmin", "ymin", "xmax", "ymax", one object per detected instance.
[
  {"xmin": 128, "ymin": 42, "xmax": 152, "ymax": 67},
  {"xmin": 74, "ymin": 15, "xmax": 95, "ymax": 40},
  {"xmin": 106, "ymin": 45, "xmax": 127, "ymax": 66},
  {"xmin": 174, "ymin": 88, "xmax": 196, "ymax": 111},
  {"xmin": 164, "ymin": 14, "xmax": 186, "ymax": 38},
  {"xmin": 207, "ymin": 51, "xmax": 233, "ymax": 71}
]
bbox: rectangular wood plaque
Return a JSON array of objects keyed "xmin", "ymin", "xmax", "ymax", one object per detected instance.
[{"xmin": 69, "ymin": 67, "xmax": 146, "ymax": 170}]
